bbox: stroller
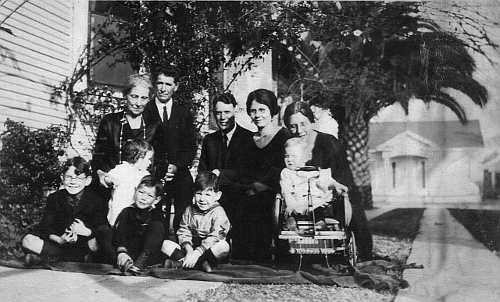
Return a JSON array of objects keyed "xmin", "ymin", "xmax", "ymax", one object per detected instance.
[{"xmin": 272, "ymin": 166, "xmax": 357, "ymax": 270}]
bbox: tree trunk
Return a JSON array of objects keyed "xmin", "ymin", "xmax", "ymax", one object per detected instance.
[{"xmin": 339, "ymin": 118, "xmax": 374, "ymax": 209}]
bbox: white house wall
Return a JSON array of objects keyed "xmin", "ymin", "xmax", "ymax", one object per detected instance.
[{"xmin": 0, "ymin": 0, "xmax": 89, "ymax": 157}]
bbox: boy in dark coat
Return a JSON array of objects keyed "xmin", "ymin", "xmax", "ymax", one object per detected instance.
[
  {"xmin": 22, "ymin": 157, "xmax": 108, "ymax": 265},
  {"xmin": 114, "ymin": 175, "xmax": 164, "ymax": 274}
]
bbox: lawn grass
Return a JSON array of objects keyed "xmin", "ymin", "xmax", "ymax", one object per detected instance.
[
  {"xmin": 185, "ymin": 208, "xmax": 426, "ymax": 302},
  {"xmin": 448, "ymin": 208, "xmax": 500, "ymax": 253}
]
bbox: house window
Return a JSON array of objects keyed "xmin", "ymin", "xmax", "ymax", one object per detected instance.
[
  {"xmin": 392, "ymin": 162, "xmax": 396, "ymax": 188},
  {"xmin": 89, "ymin": 1, "xmax": 135, "ymax": 90},
  {"xmin": 422, "ymin": 161, "xmax": 426, "ymax": 188}
]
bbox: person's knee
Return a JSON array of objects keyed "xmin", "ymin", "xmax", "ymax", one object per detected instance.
[
  {"xmin": 148, "ymin": 221, "xmax": 165, "ymax": 233},
  {"xmin": 211, "ymin": 240, "xmax": 230, "ymax": 259},
  {"xmin": 22, "ymin": 234, "xmax": 43, "ymax": 254},
  {"xmin": 95, "ymin": 225, "xmax": 113, "ymax": 237},
  {"xmin": 161, "ymin": 240, "xmax": 181, "ymax": 256}
]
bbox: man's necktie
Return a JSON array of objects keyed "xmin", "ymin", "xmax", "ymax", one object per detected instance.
[
  {"xmin": 69, "ymin": 195, "xmax": 79, "ymax": 209},
  {"xmin": 220, "ymin": 134, "xmax": 228, "ymax": 168},
  {"xmin": 163, "ymin": 105, "xmax": 169, "ymax": 127}
]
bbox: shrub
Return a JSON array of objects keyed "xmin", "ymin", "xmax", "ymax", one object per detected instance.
[{"xmin": 0, "ymin": 119, "xmax": 70, "ymax": 256}]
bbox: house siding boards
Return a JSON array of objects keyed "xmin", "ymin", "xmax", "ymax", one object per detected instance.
[{"xmin": 0, "ymin": 0, "xmax": 73, "ymax": 131}]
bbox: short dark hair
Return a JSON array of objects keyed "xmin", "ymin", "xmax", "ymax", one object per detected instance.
[
  {"xmin": 63, "ymin": 157, "xmax": 91, "ymax": 176},
  {"xmin": 283, "ymin": 101, "xmax": 315, "ymax": 129},
  {"xmin": 122, "ymin": 74, "xmax": 152, "ymax": 96},
  {"xmin": 153, "ymin": 67, "xmax": 180, "ymax": 84},
  {"xmin": 212, "ymin": 92, "xmax": 237, "ymax": 108},
  {"xmin": 136, "ymin": 175, "xmax": 163, "ymax": 197},
  {"xmin": 194, "ymin": 171, "xmax": 219, "ymax": 192},
  {"xmin": 123, "ymin": 139, "xmax": 154, "ymax": 164},
  {"xmin": 246, "ymin": 89, "xmax": 280, "ymax": 117}
]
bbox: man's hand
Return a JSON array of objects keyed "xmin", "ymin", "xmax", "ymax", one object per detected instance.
[
  {"xmin": 163, "ymin": 164, "xmax": 178, "ymax": 182},
  {"xmin": 182, "ymin": 249, "xmax": 202, "ymax": 269},
  {"xmin": 246, "ymin": 182, "xmax": 268, "ymax": 196},
  {"xmin": 117, "ymin": 253, "xmax": 133, "ymax": 271},
  {"xmin": 70, "ymin": 219, "xmax": 92, "ymax": 237}
]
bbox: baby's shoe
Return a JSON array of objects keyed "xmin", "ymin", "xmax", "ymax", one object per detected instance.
[
  {"xmin": 314, "ymin": 220, "xmax": 327, "ymax": 230},
  {"xmin": 164, "ymin": 259, "xmax": 183, "ymax": 269},
  {"xmin": 285, "ymin": 217, "xmax": 298, "ymax": 231}
]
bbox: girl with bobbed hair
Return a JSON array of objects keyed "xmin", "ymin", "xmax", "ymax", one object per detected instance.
[{"xmin": 231, "ymin": 89, "xmax": 291, "ymax": 262}]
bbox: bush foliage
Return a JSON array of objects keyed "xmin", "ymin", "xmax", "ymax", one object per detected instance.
[{"xmin": 0, "ymin": 119, "xmax": 69, "ymax": 255}]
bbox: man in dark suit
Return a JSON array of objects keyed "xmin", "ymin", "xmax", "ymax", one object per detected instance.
[
  {"xmin": 143, "ymin": 68, "xmax": 197, "ymax": 237},
  {"xmin": 198, "ymin": 93, "xmax": 254, "ymax": 225}
]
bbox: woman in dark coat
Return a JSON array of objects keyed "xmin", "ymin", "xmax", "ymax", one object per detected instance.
[
  {"xmin": 91, "ymin": 74, "xmax": 156, "ymax": 197},
  {"xmin": 231, "ymin": 89, "xmax": 291, "ymax": 262},
  {"xmin": 283, "ymin": 101, "xmax": 374, "ymax": 261}
]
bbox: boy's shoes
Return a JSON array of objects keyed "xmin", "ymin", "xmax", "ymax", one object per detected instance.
[
  {"xmin": 121, "ymin": 259, "xmax": 134, "ymax": 272},
  {"xmin": 129, "ymin": 250, "xmax": 149, "ymax": 275},
  {"xmin": 314, "ymin": 220, "xmax": 327, "ymax": 230},
  {"xmin": 164, "ymin": 259, "xmax": 183, "ymax": 269},
  {"xmin": 84, "ymin": 254, "xmax": 94, "ymax": 263},
  {"xmin": 201, "ymin": 261, "xmax": 212, "ymax": 273},
  {"xmin": 24, "ymin": 253, "xmax": 43, "ymax": 267}
]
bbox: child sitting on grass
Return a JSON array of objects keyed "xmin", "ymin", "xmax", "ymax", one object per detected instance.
[
  {"xmin": 22, "ymin": 157, "xmax": 109, "ymax": 266},
  {"xmin": 280, "ymin": 137, "xmax": 347, "ymax": 230},
  {"xmin": 114, "ymin": 175, "xmax": 165, "ymax": 274},
  {"xmin": 104, "ymin": 139, "xmax": 154, "ymax": 226},
  {"xmin": 161, "ymin": 171, "xmax": 231, "ymax": 272}
]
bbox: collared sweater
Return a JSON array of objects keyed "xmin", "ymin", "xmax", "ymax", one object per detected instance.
[{"xmin": 177, "ymin": 203, "xmax": 230, "ymax": 255}]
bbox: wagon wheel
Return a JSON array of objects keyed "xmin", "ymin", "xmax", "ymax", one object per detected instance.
[
  {"xmin": 273, "ymin": 193, "xmax": 283, "ymax": 231},
  {"xmin": 271, "ymin": 194, "xmax": 284, "ymax": 258},
  {"xmin": 346, "ymin": 231, "xmax": 357, "ymax": 266}
]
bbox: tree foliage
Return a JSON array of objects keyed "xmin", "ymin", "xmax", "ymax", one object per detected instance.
[{"xmin": 274, "ymin": 1, "xmax": 494, "ymax": 126}]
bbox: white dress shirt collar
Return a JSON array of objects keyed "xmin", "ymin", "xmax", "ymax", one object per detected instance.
[{"xmin": 155, "ymin": 98, "xmax": 173, "ymax": 122}]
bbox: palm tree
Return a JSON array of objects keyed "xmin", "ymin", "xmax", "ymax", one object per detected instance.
[{"xmin": 275, "ymin": 2, "xmax": 490, "ymax": 208}]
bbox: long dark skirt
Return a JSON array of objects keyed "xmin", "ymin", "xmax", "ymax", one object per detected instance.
[{"xmin": 231, "ymin": 190, "xmax": 275, "ymax": 262}]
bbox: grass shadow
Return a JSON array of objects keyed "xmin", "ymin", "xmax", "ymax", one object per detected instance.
[
  {"xmin": 448, "ymin": 209, "xmax": 500, "ymax": 252},
  {"xmin": 369, "ymin": 208, "xmax": 425, "ymax": 241}
]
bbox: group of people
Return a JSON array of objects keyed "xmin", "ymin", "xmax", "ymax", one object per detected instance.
[{"xmin": 20, "ymin": 68, "xmax": 374, "ymax": 274}]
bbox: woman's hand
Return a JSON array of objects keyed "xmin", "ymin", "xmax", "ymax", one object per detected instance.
[
  {"xmin": 97, "ymin": 170, "xmax": 110, "ymax": 188},
  {"xmin": 163, "ymin": 164, "xmax": 178, "ymax": 182},
  {"xmin": 105, "ymin": 175, "xmax": 118, "ymax": 187}
]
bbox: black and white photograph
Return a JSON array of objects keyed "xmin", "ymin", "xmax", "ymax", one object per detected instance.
[{"xmin": 1, "ymin": 1, "xmax": 499, "ymax": 301}]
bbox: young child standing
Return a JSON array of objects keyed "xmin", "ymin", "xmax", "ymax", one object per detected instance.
[
  {"xmin": 105, "ymin": 139, "xmax": 154, "ymax": 226},
  {"xmin": 162, "ymin": 171, "xmax": 231, "ymax": 272},
  {"xmin": 22, "ymin": 157, "xmax": 108, "ymax": 265},
  {"xmin": 113, "ymin": 175, "xmax": 165, "ymax": 274},
  {"xmin": 280, "ymin": 137, "xmax": 345, "ymax": 230}
]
